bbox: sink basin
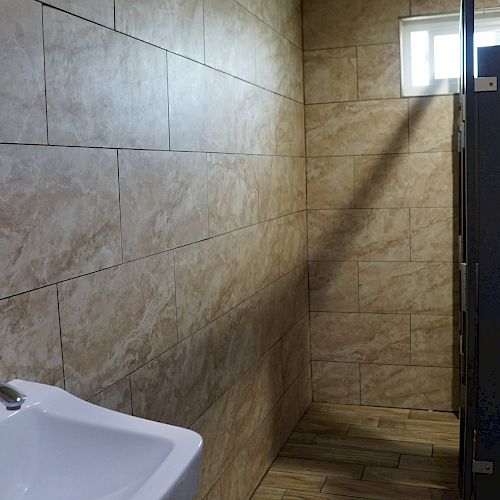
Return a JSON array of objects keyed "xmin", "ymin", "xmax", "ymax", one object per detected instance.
[{"xmin": 0, "ymin": 380, "xmax": 203, "ymax": 500}]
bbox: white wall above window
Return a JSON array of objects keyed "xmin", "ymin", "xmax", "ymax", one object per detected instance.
[{"xmin": 400, "ymin": 9, "xmax": 500, "ymax": 97}]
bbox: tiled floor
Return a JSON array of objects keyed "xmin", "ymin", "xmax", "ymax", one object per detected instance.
[{"xmin": 251, "ymin": 402, "xmax": 460, "ymax": 500}]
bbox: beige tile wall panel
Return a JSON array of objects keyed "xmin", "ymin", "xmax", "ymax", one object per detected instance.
[
  {"xmin": 354, "ymin": 153, "xmax": 456, "ymax": 208},
  {"xmin": 357, "ymin": 44, "xmax": 401, "ymax": 100},
  {"xmin": 308, "ymin": 209, "xmax": 410, "ymax": 262},
  {"xmin": 309, "ymin": 261, "xmax": 359, "ymax": 312},
  {"xmin": 411, "ymin": 315, "xmax": 458, "ymax": 367},
  {"xmin": 43, "ymin": 0, "xmax": 115, "ymax": 27},
  {"xmin": 0, "ymin": 145, "xmax": 121, "ymax": 299},
  {"xmin": 359, "ymin": 262, "xmax": 455, "ymax": 315},
  {"xmin": 0, "ymin": 0, "xmax": 46, "ymax": 144},
  {"xmin": 361, "ymin": 364, "xmax": 457, "ymax": 410},
  {"xmin": 44, "ymin": 8, "xmax": 169, "ymax": 150},
  {"xmin": 410, "ymin": 208, "xmax": 457, "ymax": 262},
  {"xmin": 303, "ymin": 0, "xmax": 409, "ymax": 50},
  {"xmin": 208, "ymin": 154, "xmax": 259, "ymax": 236},
  {"xmin": 119, "ymin": 150, "xmax": 209, "ymax": 260},
  {"xmin": 304, "ymin": 48, "xmax": 357, "ymax": 104},
  {"xmin": 307, "ymin": 157, "xmax": 355, "ymax": 209},
  {"xmin": 306, "ymin": 99, "xmax": 409, "ymax": 157},
  {"xmin": 89, "ymin": 378, "xmax": 132, "ymax": 415},
  {"xmin": 58, "ymin": 252, "xmax": 177, "ymax": 400},
  {"xmin": 0, "ymin": 287, "xmax": 63, "ymax": 386},
  {"xmin": 310, "ymin": 312, "xmax": 411, "ymax": 364},
  {"xmin": 282, "ymin": 318, "xmax": 311, "ymax": 389},
  {"xmin": 115, "ymin": 0, "xmax": 204, "ymax": 61},
  {"xmin": 276, "ymin": 96, "xmax": 306, "ymax": 156},
  {"xmin": 409, "ymin": 0, "xmax": 500, "ymax": 14},
  {"xmin": 279, "ymin": 211, "xmax": 307, "ymax": 276},
  {"xmin": 312, "ymin": 361, "xmax": 360, "ymax": 404}
]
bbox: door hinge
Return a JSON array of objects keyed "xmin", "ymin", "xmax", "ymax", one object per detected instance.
[
  {"xmin": 460, "ymin": 262, "xmax": 467, "ymax": 312},
  {"xmin": 475, "ymin": 76, "xmax": 498, "ymax": 92},
  {"xmin": 473, "ymin": 459, "xmax": 494, "ymax": 475}
]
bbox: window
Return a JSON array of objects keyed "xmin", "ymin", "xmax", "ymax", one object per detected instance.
[{"xmin": 400, "ymin": 10, "xmax": 500, "ymax": 96}]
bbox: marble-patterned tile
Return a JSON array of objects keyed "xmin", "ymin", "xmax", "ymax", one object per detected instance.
[
  {"xmin": 0, "ymin": 145, "xmax": 121, "ymax": 299},
  {"xmin": 282, "ymin": 318, "xmax": 310, "ymax": 389},
  {"xmin": 361, "ymin": 364, "xmax": 458, "ymax": 410},
  {"xmin": 44, "ymin": 8, "xmax": 169, "ymax": 150},
  {"xmin": 115, "ymin": 0, "xmax": 203, "ymax": 61},
  {"xmin": 175, "ymin": 221, "xmax": 279, "ymax": 338},
  {"xmin": 258, "ymin": 156, "xmax": 281, "ymax": 221},
  {"xmin": 280, "ymin": 157, "xmax": 307, "ymax": 216},
  {"xmin": 409, "ymin": 96, "xmax": 458, "ymax": 153},
  {"xmin": 357, "ymin": 44, "xmax": 401, "ymax": 100},
  {"xmin": 306, "ymin": 99, "xmax": 408, "ymax": 157},
  {"xmin": 312, "ymin": 361, "xmax": 360, "ymax": 404},
  {"xmin": 0, "ymin": 0, "xmax": 46, "ymax": 144},
  {"xmin": 311, "ymin": 312, "xmax": 411, "ymax": 364},
  {"xmin": 309, "ymin": 261, "xmax": 358, "ymax": 312},
  {"xmin": 410, "ymin": 0, "xmax": 459, "ymax": 14},
  {"xmin": 354, "ymin": 153, "xmax": 456, "ymax": 208},
  {"xmin": 131, "ymin": 293, "xmax": 263, "ymax": 428},
  {"xmin": 58, "ymin": 253, "xmax": 177, "ymax": 400},
  {"xmin": 308, "ymin": 209, "xmax": 410, "ymax": 262},
  {"xmin": 276, "ymin": 96, "xmax": 305, "ymax": 157},
  {"xmin": 43, "ymin": 0, "xmax": 114, "ymax": 27},
  {"xmin": 279, "ymin": 212, "xmax": 307, "ymax": 276},
  {"xmin": 89, "ymin": 377, "xmax": 132, "ymax": 415},
  {"xmin": 203, "ymin": 482, "xmax": 222, "ymax": 500},
  {"xmin": 359, "ymin": 262, "xmax": 456, "ymax": 315},
  {"xmin": 204, "ymin": 0, "xmax": 257, "ymax": 82},
  {"xmin": 304, "ymin": 48, "xmax": 357, "ymax": 104},
  {"xmin": 411, "ymin": 208, "xmax": 457, "ymax": 262},
  {"xmin": 303, "ymin": 0, "xmax": 409, "ymax": 50},
  {"xmin": 191, "ymin": 344, "xmax": 283, "ymax": 499},
  {"xmin": 0, "ymin": 287, "xmax": 63, "ymax": 386},
  {"xmin": 307, "ymin": 157, "xmax": 355, "ymax": 209},
  {"xmin": 411, "ymin": 315, "xmax": 458, "ymax": 367},
  {"xmin": 119, "ymin": 150, "xmax": 208, "ymax": 260}
]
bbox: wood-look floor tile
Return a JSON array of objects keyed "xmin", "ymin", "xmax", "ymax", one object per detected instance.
[
  {"xmin": 252, "ymin": 486, "xmax": 286, "ymax": 499},
  {"xmin": 280, "ymin": 443, "xmax": 400, "ymax": 467},
  {"xmin": 314, "ymin": 434, "xmax": 432, "ymax": 456},
  {"xmin": 296, "ymin": 414, "xmax": 351, "ymax": 434},
  {"xmin": 302, "ymin": 408, "xmax": 380, "ymax": 428},
  {"xmin": 289, "ymin": 432, "xmax": 317, "ymax": 444},
  {"xmin": 272, "ymin": 456, "xmax": 363, "ymax": 479},
  {"xmin": 260, "ymin": 470, "xmax": 326, "ymax": 492},
  {"xmin": 409, "ymin": 409, "xmax": 459, "ymax": 423},
  {"xmin": 322, "ymin": 477, "xmax": 460, "ymax": 499},
  {"xmin": 399, "ymin": 454, "xmax": 459, "ymax": 473},
  {"xmin": 378, "ymin": 417, "xmax": 460, "ymax": 435},
  {"xmin": 433, "ymin": 444, "xmax": 460, "ymax": 458},
  {"xmin": 310, "ymin": 402, "xmax": 410, "ymax": 419},
  {"xmin": 362, "ymin": 466, "xmax": 459, "ymax": 490},
  {"xmin": 284, "ymin": 491, "xmax": 368, "ymax": 500}
]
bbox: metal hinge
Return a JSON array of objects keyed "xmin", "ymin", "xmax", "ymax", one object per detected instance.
[
  {"xmin": 475, "ymin": 76, "xmax": 498, "ymax": 92},
  {"xmin": 473, "ymin": 459, "xmax": 494, "ymax": 475},
  {"xmin": 460, "ymin": 262, "xmax": 467, "ymax": 312}
]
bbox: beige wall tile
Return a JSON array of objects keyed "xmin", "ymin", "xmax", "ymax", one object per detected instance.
[
  {"xmin": 59, "ymin": 252, "xmax": 177, "ymax": 399},
  {"xmin": 304, "ymin": 48, "xmax": 357, "ymax": 104},
  {"xmin": 280, "ymin": 212, "xmax": 307, "ymax": 275},
  {"xmin": 309, "ymin": 261, "xmax": 359, "ymax": 312},
  {"xmin": 310, "ymin": 312, "xmax": 410, "ymax": 364},
  {"xmin": 44, "ymin": 0, "xmax": 114, "ymax": 27},
  {"xmin": 282, "ymin": 318, "xmax": 311, "ymax": 389},
  {"xmin": 303, "ymin": 0, "xmax": 409, "ymax": 50},
  {"xmin": 357, "ymin": 44, "xmax": 401, "ymax": 100},
  {"xmin": 308, "ymin": 209, "xmax": 410, "ymax": 262},
  {"xmin": 280, "ymin": 157, "xmax": 307, "ymax": 215},
  {"xmin": 0, "ymin": 145, "xmax": 121, "ymax": 299},
  {"xmin": 411, "ymin": 315, "xmax": 458, "ymax": 367},
  {"xmin": 410, "ymin": 0, "xmax": 459, "ymax": 14},
  {"xmin": 208, "ymin": 154, "xmax": 259, "ymax": 236},
  {"xmin": 205, "ymin": 0, "xmax": 257, "ymax": 82},
  {"xmin": 409, "ymin": 96, "xmax": 458, "ymax": 153},
  {"xmin": 361, "ymin": 364, "xmax": 458, "ymax": 410},
  {"xmin": 359, "ymin": 262, "xmax": 456, "ymax": 315},
  {"xmin": 204, "ymin": 483, "xmax": 222, "ymax": 500},
  {"xmin": 276, "ymin": 96, "xmax": 305, "ymax": 156},
  {"xmin": 0, "ymin": 0, "xmax": 46, "ymax": 144},
  {"xmin": 307, "ymin": 157, "xmax": 355, "ymax": 209},
  {"xmin": 44, "ymin": 8, "xmax": 169, "ymax": 149},
  {"xmin": 411, "ymin": 208, "xmax": 457, "ymax": 262},
  {"xmin": 306, "ymin": 99, "xmax": 408, "ymax": 156},
  {"xmin": 89, "ymin": 377, "xmax": 132, "ymax": 415},
  {"xmin": 0, "ymin": 287, "xmax": 63, "ymax": 386},
  {"xmin": 115, "ymin": 0, "xmax": 203, "ymax": 61},
  {"xmin": 312, "ymin": 361, "xmax": 360, "ymax": 404},
  {"xmin": 354, "ymin": 153, "xmax": 456, "ymax": 208},
  {"xmin": 119, "ymin": 150, "xmax": 209, "ymax": 260}
]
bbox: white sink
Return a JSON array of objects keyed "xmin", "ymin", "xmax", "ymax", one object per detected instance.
[{"xmin": 0, "ymin": 380, "xmax": 203, "ymax": 500}]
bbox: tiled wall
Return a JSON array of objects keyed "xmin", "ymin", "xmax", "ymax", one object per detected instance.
[
  {"xmin": 0, "ymin": 0, "xmax": 310, "ymax": 498},
  {"xmin": 302, "ymin": 0, "xmax": 477, "ymax": 412}
]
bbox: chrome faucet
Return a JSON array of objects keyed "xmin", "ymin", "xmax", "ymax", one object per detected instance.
[{"xmin": 0, "ymin": 382, "xmax": 26, "ymax": 410}]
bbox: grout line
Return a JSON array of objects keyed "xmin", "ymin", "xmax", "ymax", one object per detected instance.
[
  {"xmin": 116, "ymin": 150, "xmax": 124, "ymax": 263},
  {"xmin": 55, "ymin": 284, "xmax": 66, "ymax": 390},
  {"xmin": 172, "ymin": 250, "xmax": 179, "ymax": 344},
  {"xmin": 128, "ymin": 377, "xmax": 133, "ymax": 416},
  {"xmin": 165, "ymin": 51, "xmax": 171, "ymax": 150},
  {"xmin": 41, "ymin": 5, "xmax": 50, "ymax": 145}
]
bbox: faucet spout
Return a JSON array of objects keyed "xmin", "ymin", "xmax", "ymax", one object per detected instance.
[{"xmin": 0, "ymin": 382, "xmax": 26, "ymax": 410}]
